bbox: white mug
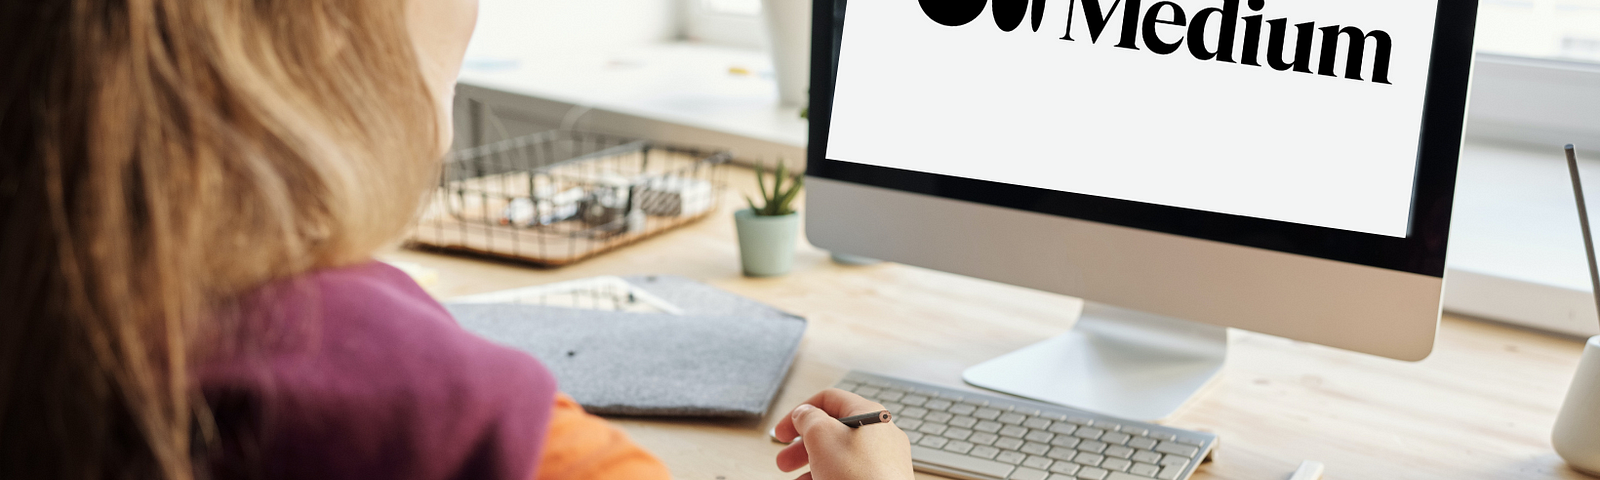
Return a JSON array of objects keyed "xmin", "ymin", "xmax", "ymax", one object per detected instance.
[{"xmin": 1555, "ymin": 335, "xmax": 1600, "ymax": 476}]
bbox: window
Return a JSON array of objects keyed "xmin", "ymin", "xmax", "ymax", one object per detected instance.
[
  {"xmin": 685, "ymin": 0, "xmax": 767, "ymax": 49},
  {"xmin": 701, "ymin": 0, "xmax": 762, "ymax": 16},
  {"xmin": 1477, "ymin": 0, "xmax": 1600, "ymax": 63}
]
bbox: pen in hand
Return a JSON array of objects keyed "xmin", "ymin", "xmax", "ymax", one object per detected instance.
[{"xmin": 839, "ymin": 410, "xmax": 893, "ymax": 428}]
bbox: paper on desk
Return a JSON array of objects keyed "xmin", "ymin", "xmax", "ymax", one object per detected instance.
[{"xmin": 450, "ymin": 275, "xmax": 683, "ymax": 315}]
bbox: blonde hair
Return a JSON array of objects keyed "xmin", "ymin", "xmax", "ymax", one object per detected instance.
[{"xmin": 0, "ymin": 1, "xmax": 440, "ymax": 478}]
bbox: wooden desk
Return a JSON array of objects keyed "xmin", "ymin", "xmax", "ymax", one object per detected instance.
[{"xmin": 382, "ymin": 166, "xmax": 1594, "ymax": 480}]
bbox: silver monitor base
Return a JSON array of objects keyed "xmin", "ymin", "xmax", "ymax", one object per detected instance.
[{"xmin": 962, "ymin": 303, "xmax": 1228, "ymax": 422}]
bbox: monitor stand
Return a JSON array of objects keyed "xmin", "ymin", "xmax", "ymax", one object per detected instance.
[{"xmin": 962, "ymin": 302, "xmax": 1228, "ymax": 422}]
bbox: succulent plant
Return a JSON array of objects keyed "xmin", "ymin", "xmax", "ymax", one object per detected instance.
[{"xmin": 746, "ymin": 159, "xmax": 804, "ymax": 216}]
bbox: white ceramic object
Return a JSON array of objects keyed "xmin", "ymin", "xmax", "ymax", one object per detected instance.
[
  {"xmin": 735, "ymin": 209, "xmax": 801, "ymax": 277},
  {"xmin": 1555, "ymin": 335, "xmax": 1600, "ymax": 476},
  {"xmin": 761, "ymin": 0, "xmax": 811, "ymax": 107}
]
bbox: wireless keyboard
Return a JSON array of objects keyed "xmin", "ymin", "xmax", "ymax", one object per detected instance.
[{"xmin": 834, "ymin": 371, "xmax": 1216, "ymax": 480}]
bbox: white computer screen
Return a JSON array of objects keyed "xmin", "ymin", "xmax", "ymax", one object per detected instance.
[{"xmin": 825, "ymin": 0, "xmax": 1441, "ymax": 237}]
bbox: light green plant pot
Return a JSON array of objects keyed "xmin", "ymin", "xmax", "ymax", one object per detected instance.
[{"xmin": 735, "ymin": 209, "xmax": 800, "ymax": 277}]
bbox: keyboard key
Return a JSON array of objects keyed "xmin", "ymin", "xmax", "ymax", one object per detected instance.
[
  {"xmin": 1146, "ymin": 432, "xmax": 1177, "ymax": 442},
  {"xmin": 1074, "ymin": 428, "xmax": 1106, "ymax": 440},
  {"xmin": 1127, "ymin": 437, "xmax": 1158, "ymax": 450},
  {"xmin": 1049, "ymin": 474, "xmax": 1077, "ymax": 480},
  {"xmin": 1077, "ymin": 466, "xmax": 1110, "ymax": 480},
  {"xmin": 944, "ymin": 440, "xmax": 975, "ymax": 454},
  {"xmin": 1000, "ymin": 425, "xmax": 1030, "ymax": 438},
  {"xmin": 937, "ymin": 392, "xmax": 966, "ymax": 402},
  {"xmin": 901, "ymin": 407, "xmax": 929, "ymax": 419},
  {"xmin": 943, "ymin": 428, "xmax": 973, "ymax": 441},
  {"xmin": 857, "ymin": 386, "xmax": 883, "ymax": 397},
  {"xmin": 1049, "ymin": 461, "xmax": 1082, "ymax": 475},
  {"xmin": 1101, "ymin": 432, "xmax": 1132, "ymax": 445},
  {"xmin": 926, "ymin": 412, "xmax": 955, "ymax": 423},
  {"xmin": 1074, "ymin": 452, "xmax": 1105, "ymax": 466},
  {"xmin": 1049, "ymin": 423, "xmax": 1080, "ymax": 435},
  {"xmin": 997, "ymin": 451, "xmax": 1028, "ymax": 465},
  {"xmin": 1025, "ymin": 431, "xmax": 1056, "ymax": 443},
  {"xmin": 1159, "ymin": 456, "xmax": 1190, "ymax": 469},
  {"xmin": 881, "ymin": 402, "xmax": 905, "ymax": 413},
  {"xmin": 950, "ymin": 404, "xmax": 979, "ymax": 416},
  {"xmin": 1129, "ymin": 462, "xmax": 1160, "ymax": 477},
  {"xmin": 1120, "ymin": 427, "xmax": 1149, "ymax": 437},
  {"xmin": 911, "ymin": 445, "xmax": 1016, "ymax": 479},
  {"xmin": 1077, "ymin": 440, "xmax": 1108, "ymax": 454},
  {"xmin": 970, "ymin": 432, "xmax": 1000, "ymax": 446},
  {"xmin": 1156, "ymin": 465, "xmax": 1183, "ymax": 480},
  {"xmin": 1154, "ymin": 442, "xmax": 1199, "ymax": 458},
  {"xmin": 1067, "ymin": 417, "xmax": 1095, "ymax": 426},
  {"xmin": 1104, "ymin": 445, "xmax": 1135, "ymax": 459},
  {"xmin": 926, "ymin": 399, "xmax": 955, "ymax": 410},
  {"xmin": 918, "ymin": 423, "xmax": 948, "ymax": 435},
  {"xmin": 1050, "ymin": 436, "xmax": 1082, "ymax": 448},
  {"xmin": 1024, "ymin": 418, "xmax": 1054, "ymax": 430},
  {"xmin": 877, "ymin": 390, "xmax": 905, "ymax": 402},
  {"xmin": 971, "ymin": 445, "xmax": 1002, "ymax": 459},
  {"xmin": 950, "ymin": 416, "xmax": 979, "ymax": 428},
  {"xmin": 996, "ymin": 437, "xmax": 1026, "ymax": 451},
  {"xmin": 1130, "ymin": 450, "xmax": 1161, "ymax": 464},
  {"xmin": 1107, "ymin": 473, "xmax": 1153, "ymax": 480},
  {"xmin": 1046, "ymin": 446, "xmax": 1079, "ymax": 460},
  {"xmin": 976, "ymin": 408, "xmax": 1004, "ymax": 420},
  {"xmin": 1042, "ymin": 412, "xmax": 1068, "ymax": 421},
  {"xmin": 1015, "ymin": 408, "xmax": 1042, "ymax": 416},
  {"xmin": 976, "ymin": 421, "xmax": 1005, "ymax": 433},
  {"xmin": 905, "ymin": 431, "xmax": 923, "ymax": 444},
  {"xmin": 1011, "ymin": 467, "xmax": 1050, "ymax": 480},
  {"xmin": 918, "ymin": 436, "xmax": 949, "ymax": 449},
  {"xmin": 1022, "ymin": 455, "xmax": 1054, "ymax": 470},
  {"xmin": 999, "ymin": 413, "xmax": 1029, "ymax": 425},
  {"xmin": 865, "ymin": 379, "xmax": 892, "ymax": 387},
  {"xmin": 1021, "ymin": 442, "xmax": 1051, "ymax": 455},
  {"xmin": 1101, "ymin": 457, "xmax": 1132, "ymax": 472},
  {"xmin": 1096, "ymin": 423, "xmax": 1122, "ymax": 433},
  {"xmin": 897, "ymin": 419, "xmax": 924, "ymax": 430},
  {"xmin": 902, "ymin": 395, "xmax": 929, "ymax": 407},
  {"xmin": 1176, "ymin": 437, "xmax": 1204, "ymax": 447}
]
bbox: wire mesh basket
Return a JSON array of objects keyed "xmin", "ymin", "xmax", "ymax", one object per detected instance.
[{"xmin": 407, "ymin": 130, "xmax": 730, "ymax": 266}]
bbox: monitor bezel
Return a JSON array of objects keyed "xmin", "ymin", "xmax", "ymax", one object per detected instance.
[{"xmin": 806, "ymin": 0, "xmax": 1479, "ymax": 278}]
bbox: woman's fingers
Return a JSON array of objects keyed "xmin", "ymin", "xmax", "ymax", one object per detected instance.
[
  {"xmin": 773, "ymin": 389, "xmax": 886, "ymax": 443},
  {"xmin": 775, "ymin": 438, "xmax": 810, "ymax": 472}
]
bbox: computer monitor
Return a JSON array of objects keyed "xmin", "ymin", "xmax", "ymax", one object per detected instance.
[{"xmin": 805, "ymin": 0, "xmax": 1479, "ymax": 421}]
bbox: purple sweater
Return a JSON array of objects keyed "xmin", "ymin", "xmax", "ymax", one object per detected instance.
[{"xmin": 198, "ymin": 261, "xmax": 556, "ymax": 480}]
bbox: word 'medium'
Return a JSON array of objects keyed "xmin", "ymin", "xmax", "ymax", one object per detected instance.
[{"xmin": 919, "ymin": 0, "xmax": 1396, "ymax": 84}]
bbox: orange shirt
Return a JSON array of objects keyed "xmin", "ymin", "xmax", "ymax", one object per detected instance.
[{"xmin": 535, "ymin": 394, "xmax": 672, "ymax": 480}]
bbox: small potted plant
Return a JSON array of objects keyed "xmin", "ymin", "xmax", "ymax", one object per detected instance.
[{"xmin": 736, "ymin": 160, "xmax": 804, "ymax": 277}]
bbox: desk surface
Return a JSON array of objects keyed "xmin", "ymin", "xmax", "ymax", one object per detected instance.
[{"xmin": 382, "ymin": 166, "xmax": 1593, "ymax": 480}]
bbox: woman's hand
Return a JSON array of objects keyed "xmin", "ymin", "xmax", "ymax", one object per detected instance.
[{"xmin": 772, "ymin": 388, "xmax": 916, "ymax": 480}]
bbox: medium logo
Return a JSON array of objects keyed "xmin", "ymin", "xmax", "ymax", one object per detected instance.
[{"xmin": 917, "ymin": 0, "xmax": 1394, "ymax": 84}]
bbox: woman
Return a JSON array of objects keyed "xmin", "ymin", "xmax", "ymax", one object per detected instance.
[{"xmin": 0, "ymin": 1, "xmax": 914, "ymax": 479}]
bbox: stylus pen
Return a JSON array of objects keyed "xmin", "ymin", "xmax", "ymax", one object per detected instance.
[
  {"xmin": 1565, "ymin": 144, "xmax": 1600, "ymax": 332},
  {"xmin": 839, "ymin": 410, "xmax": 893, "ymax": 428}
]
